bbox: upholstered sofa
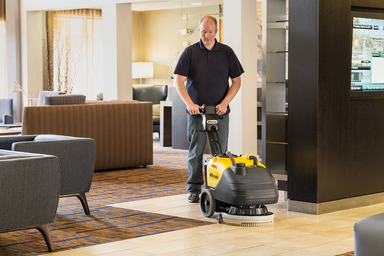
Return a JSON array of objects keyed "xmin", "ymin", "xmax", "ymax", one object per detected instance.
[
  {"xmin": 0, "ymin": 134, "xmax": 95, "ymax": 215},
  {"xmin": 21, "ymin": 101, "xmax": 153, "ymax": 171},
  {"xmin": 0, "ymin": 150, "xmax": 60, "ymax": 252}
]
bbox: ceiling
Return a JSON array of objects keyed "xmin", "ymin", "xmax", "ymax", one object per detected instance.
[{"xmin": 131, "ymin": 0, "xmax": 223, "ymax": 11}]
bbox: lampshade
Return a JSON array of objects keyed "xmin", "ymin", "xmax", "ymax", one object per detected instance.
[
  {"xmin": 132, "ymin": 62, "xmax": 154, "ymax": 79},
  {"xmin": 12, "ymin": 84, "xmax": 22, "ymax": 92},
  {"xmin": 12, "ymin": 81, "xmax": 32, "ymax": 106}
]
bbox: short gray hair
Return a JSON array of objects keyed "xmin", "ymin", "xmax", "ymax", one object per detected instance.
[{"xmin": 199, "ymin": 15, "xmax": 217, "ymax": 29}]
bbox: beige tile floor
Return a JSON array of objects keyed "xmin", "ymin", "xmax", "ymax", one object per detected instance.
[{"xmin": 40, "ymin": 190, "xmax": 384, "ymax": 256}]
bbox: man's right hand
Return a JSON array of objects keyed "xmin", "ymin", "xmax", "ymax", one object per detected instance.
[{"xmin": 187, "ymin": 104, "xmax": 203, "ymax": 115}]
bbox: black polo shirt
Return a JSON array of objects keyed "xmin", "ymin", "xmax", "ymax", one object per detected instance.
[{"xmin": 174, "ymin": 39, "xmax": 244, "ymax": 113}]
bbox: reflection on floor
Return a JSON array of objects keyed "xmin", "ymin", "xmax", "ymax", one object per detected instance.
[{"xmin": 38, "ymin": 189, "xmax": 384, "ymax": 256}]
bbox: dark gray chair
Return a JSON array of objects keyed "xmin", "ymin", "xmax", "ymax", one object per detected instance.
[
  {"xmin": 0, "ymin": 150, "xmax": 60, "ymax": 252},
  {"xmin": 133, "ymin": 85, "xmax": 168, "ymax": 134},
  {"xmin": 0, "ymin": 99, "xmax": 13, "ymax": 124},
  {"xmin": 0, "ymin": 134, "xmax": 95, "ymax": 215}
]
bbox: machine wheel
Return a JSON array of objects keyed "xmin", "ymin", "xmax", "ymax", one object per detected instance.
[{"xmin": 200, "ymin": 189, "xmax": 216, "ymax": 217}]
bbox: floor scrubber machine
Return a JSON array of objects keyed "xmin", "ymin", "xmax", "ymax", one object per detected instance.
[{"xmin": 199, "ymin": 104, "xmax": 279, "ymax": 226}]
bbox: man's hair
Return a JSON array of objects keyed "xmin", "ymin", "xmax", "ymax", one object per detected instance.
[{"xmin": 199, "ymin": 15, "xmax": 217, "ymax": 29}]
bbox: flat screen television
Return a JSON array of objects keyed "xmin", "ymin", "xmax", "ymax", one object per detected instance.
[{"xmin": 351, "ymin": 10, "xmax": 384, "ymax": 99}]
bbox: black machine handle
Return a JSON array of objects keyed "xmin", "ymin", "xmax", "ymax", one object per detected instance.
[
  {"xmin": 247, "ymin": 155, "xmax": 259, "ymax": 166},
  {"xmin": 226, "ymin": 151, "xmax": 236, "ymax": 166},
  {"xmin": 200, "ymin": 104, "xmax": 224, "ymax": 156}
]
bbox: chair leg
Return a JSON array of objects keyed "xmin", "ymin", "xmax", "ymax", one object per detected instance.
[
  {"xmin": 60, "ymin": 193, "xmax": 91, "ymax": 215},
  {"xmin": 75, "ymin": 192, "xmax": 91, "ymax": 216},
  {"xmin": 35, "ymin": 224, "xmax": 55, "ymax": 252}
]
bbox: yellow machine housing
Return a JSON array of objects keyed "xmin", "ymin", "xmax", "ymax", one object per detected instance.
[{"xmin": 206, "ymin": 154, "xmax": 266, "ymax": 188}]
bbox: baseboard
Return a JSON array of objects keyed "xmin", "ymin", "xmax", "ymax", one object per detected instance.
[{"xmin": 288, "ymin": 192, "xmax": 384, "ymax": 214}]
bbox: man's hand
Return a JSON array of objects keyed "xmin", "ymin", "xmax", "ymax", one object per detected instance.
[
  {"xmin": 215, "ymin": 76, "xmax": 241, "ymax": 115},
  {"xmin": 215, "ymin": 103, "xmax": 228, "ymax": 115},
  {"xmin": 187, "ymin": 104, "xmax": 203, "ymax": 115}
]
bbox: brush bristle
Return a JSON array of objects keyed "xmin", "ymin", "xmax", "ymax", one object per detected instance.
[
  {"xmin": 225, "ymin": 220, "xmax": 274, "ymax": 227},
  {"xmin": 221, "ymin": 213, "xmax": 275, "ymax": 227}
]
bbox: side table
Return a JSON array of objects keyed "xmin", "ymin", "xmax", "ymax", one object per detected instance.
[
  {"xmin": 0, "ymin": 125, "xmax": 22, "ymax": 135},
  {"xmin": 160, "ymin": 101, "xmax": 172, "ymax": 147}
]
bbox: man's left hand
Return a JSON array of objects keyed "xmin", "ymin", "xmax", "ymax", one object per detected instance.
[{"xmin": 215, "ymin": 104, "xmax": 227, "ymax": 115}]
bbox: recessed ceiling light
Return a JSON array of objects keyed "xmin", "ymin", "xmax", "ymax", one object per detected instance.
[{"xmin": 191, "ymin": 3, "xmax": 202, "ymax": 6}]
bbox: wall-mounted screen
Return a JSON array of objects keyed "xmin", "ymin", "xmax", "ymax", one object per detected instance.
[{"xmin": 351, "ymin": 14, "xmax": 384, "ymax": 94}]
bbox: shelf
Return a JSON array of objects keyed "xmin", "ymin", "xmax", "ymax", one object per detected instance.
[
  {"xmin": 267, "ymin": 50, "xmax": 288, "ymax": 54},
  {"xmin": 266, "ymin": 141, "xmax": 288, "ymax": 145},
  {"xmin": 266, "ymin": 81, "xmax": 288, "ymax": 84},
  {"xmin": 267, "ymin": 22, "xmax": 288, "ymax": 29}
]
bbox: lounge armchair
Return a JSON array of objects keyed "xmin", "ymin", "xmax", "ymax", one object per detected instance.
[
  {"xmin": 133, "ymin": 84, "xmax": 168, "ymax": 135},
  {"xmin": 354, "ymin": 212, "xmax": 384, "ymax": 255},
  {"xmin": 0, "ymin": 150, "xmax": 60, "ymax": 252},
  {"xmin": 0, "ymin": 134, "xmax": 95, "ymax": 215}
]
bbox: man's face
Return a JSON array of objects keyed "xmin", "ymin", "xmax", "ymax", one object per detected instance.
[{"xmin": 199, "ymin": 18, "xmax": 218, "ymax": 49}]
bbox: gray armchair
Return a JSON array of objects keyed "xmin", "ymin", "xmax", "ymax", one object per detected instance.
[
  {"xmin": 354, "ymin": 212, "xmax": 384, "ymax": 255},
  {"xmin": 0, "ymin": 134, "xmax": 95, "ymax": 215},
  {"xmin": 0, "ymin": 150, "xmax": 60, "ymax": 252},
  {"xmin": 133, "ymin": 85, "xmax": 168, "ymax": 134},
  {"xmin": 0, "ymin": 99, "xmax": 13, "ymax": 124}
]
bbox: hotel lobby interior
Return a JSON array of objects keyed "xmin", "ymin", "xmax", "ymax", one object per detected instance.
[{"xmin": 2, "ymin": 0, "xmax": 384, "ymax": 255}]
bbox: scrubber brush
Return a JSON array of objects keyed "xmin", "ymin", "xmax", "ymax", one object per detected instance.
[{"xmin": 221, "ymin": 213, "xmax": 275, "ymax": 227}]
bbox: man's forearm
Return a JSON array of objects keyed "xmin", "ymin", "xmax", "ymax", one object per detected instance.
[
  {"xmin": 175, "ymin": 74, "xmax": 202, "ymax": 115},
  {"xmin": 175, "ymin": 75, "xmax": 192, "ymax": 105},
  {"xmin": 221, "ymin": 76, "xmax": 241, "ymax": 106}
]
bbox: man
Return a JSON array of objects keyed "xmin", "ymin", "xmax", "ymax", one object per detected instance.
[{"xmin": 174, "ymin": 15, "xmax": 244, "ymax": 203}]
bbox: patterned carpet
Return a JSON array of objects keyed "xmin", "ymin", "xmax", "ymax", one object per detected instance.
[{"xmin": 0, "ymin": 140, "xmax": 212, "ymax": 255}]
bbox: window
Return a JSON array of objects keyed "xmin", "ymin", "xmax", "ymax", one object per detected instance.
[{"xmin": 48, "ymin": 9, "xmax": 103, "ymax": 100}]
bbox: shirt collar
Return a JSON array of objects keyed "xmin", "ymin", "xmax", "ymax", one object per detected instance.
[{"xmin": 199, "ymin": 38, "xmax": 220, "ymax": 51}]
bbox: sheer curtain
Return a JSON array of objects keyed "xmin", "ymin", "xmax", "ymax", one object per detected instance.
[{"xmin": 47, "ymin": 9, "xmax": 103, "ymax": 100}]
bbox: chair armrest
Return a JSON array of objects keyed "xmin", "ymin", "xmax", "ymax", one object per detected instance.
[
  {"xmin": 0, "ymin": 135, "xmax": 37, "ymax": 150},
  {"xmin": 0, "ymin": 151, "xmax": 60, "ymax": 231},
  {"xmin": 13, "ymin": 136, "xmax": 95, "ymax": 195}
]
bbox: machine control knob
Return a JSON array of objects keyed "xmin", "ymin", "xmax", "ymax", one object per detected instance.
[{"xmin": 233, "ymin": 163, "xmax": 247, "ymax": 175}]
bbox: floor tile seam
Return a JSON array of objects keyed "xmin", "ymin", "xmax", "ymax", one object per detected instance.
[
  {"xmin": 263, "ymin": 237, "xmax": 350, "ymax": 251},
  {"xmin": 208, "ymin": 243, "xmax": 296, "ymax": 254},
  {"xmin": 133, "ymin": 238, "xmax": 231, "ymax": 255},
  {"xmin": 122, "ymin": 224, "xmax": 220, "ymax": 246},
  {"xmin": 108, "ymin": 205, "xmax": 214, "ymax": 226},
  {"xmin": 99, "ymin": 248, "xmax": 157, "ymax": 256}
]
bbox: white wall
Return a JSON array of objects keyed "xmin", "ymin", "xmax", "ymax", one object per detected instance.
[
  {"xmin": 26, "ymin": 11, "xmax": 45, "ymax": 101},
  {"xmin": 0, "ymin": 24, "xmax": 5, "ymax": 98},
  {"xmin": 6, "ymin": 0, "xmax": 22, "ymax": 123},
  {"xmin": 224, "ymin": 0, "xmax": 258, "ymax": 156},
  {"xmin": 137, "ymin": 6, "xmax": 220, "ymax": 88}
]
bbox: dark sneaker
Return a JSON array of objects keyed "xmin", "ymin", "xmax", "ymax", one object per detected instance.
[{"xmin": 188, "ymin": 193, "xmax": 199, "ymax": 203}]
